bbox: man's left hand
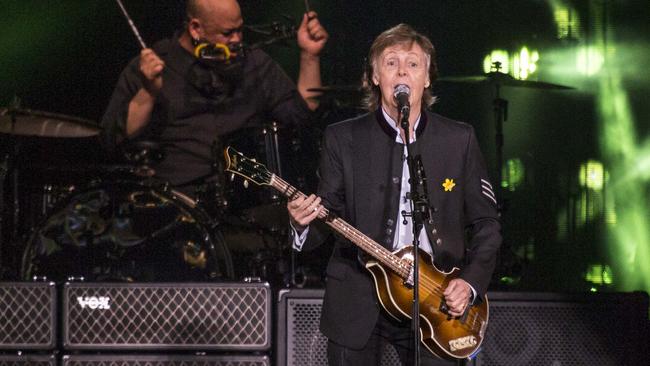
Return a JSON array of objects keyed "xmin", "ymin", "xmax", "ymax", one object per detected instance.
[
  {"xmin": 297, "ymin": 11, "xmax": 328, "ymax": 56},
  {"xmin": 443, "ymin": 278, "xmax": 472, "ymax": 317}
]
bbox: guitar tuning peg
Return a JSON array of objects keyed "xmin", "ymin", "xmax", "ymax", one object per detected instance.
[
  {"xmin": 244, "ymin": 180, "xmax": 249, "ymax": 188},
  {"xmin": 230, "ymin": 173, "xmax": 235, "ymax": 182}
]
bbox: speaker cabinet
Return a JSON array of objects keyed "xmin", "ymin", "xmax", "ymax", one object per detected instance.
[
  {"xmin": 0, "ymin": 282, "xmax": 56, "ymax": 350},
  {"xmin": 62, "ymin": 282, "xmax": 271, "ymax": 351},
  {"xmin": 62, "ymin": 355, "xmax": 270, "ymax": 366},
  {"xmin": 475, "ymin": 292, "xmax": 649, "ymax": 366},
  {"xmin": 0, "ymin": 355, "xmax": 55, "ymax": 366},
  {"xmin": 276, "ymin": 288, "xmax": 402, "ymax": 366}
]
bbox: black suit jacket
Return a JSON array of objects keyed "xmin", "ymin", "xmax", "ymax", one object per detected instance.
[{"xmin": 301, "ymin": 109, "xmax": 502, "ymax": 349}]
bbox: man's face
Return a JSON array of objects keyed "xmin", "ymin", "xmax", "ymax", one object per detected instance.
[
  {"xmin": 373, "ymin": 43, "xmax": 430, "ymax": 116},
  {"xmin": 191, "ymin": 0, "xmax": 244, "ymax": 56}
]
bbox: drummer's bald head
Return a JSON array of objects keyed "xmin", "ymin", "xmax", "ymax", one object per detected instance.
[{"xmin": 186, "ymin": 0, "xmax": 241, "ymax": 22}]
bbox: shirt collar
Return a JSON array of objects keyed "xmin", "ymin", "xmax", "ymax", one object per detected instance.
[{"xmin": 378, "ymin": 107, "xmax": 425, "ymax": 143}]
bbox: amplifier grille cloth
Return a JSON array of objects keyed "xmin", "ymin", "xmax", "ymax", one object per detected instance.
[
  {"xmin": 286, "ymin": 296, "xmax": 401, "ymax": 366},
  {"xmin": 63, "ymin": 355, "xmax": 269, "ymax": 366},
  {"xmin": 64, "ymin": 283, "xmax": 270, "ymax": 350},
  {"xmin": 0, "ymin": 355, "xmax": 55, "ymax": 366},
  {"xmin": 0, "ymin": 283, "xmax": 55, "ymax": 349},
  {"xmin": 476, "ymin": 296, "xmax": 647, "ymax": 366}
]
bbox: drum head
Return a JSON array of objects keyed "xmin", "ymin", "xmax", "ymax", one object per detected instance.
[{"xmin": 21, "ymin": 180, "xmax": 232, "ymax": 282}]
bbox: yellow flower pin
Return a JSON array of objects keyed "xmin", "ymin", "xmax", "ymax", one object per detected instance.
[{"xmin": 442, "ymin": 178, "xmax": 456, "ymax": 192}]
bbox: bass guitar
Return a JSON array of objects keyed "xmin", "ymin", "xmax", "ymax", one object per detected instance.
[{"xmin": 224, "ymin": 146, "xmax": 488, "ymax": 360}]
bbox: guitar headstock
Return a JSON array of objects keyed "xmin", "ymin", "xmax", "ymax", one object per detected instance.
[{"xmin": 223, "ymin": 146, "xmax": 272, "ymax": 186}]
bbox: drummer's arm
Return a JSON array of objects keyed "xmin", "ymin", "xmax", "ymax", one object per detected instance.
[
  {"xmin": 126, "ymin": 88, "xmax": 157, "ymax": 136},
  {"xmin": 296, "ymin": 12, "xmax": 328, "ymax": 111},
  {"xmin": 126, "ymin": 48, "xmax": 164, "ymax": 137}
]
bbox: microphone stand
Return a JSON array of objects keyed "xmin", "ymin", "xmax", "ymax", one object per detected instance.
[{"xmin": 399, "ymin": 106, "xmax": 432, "ymax": 366}]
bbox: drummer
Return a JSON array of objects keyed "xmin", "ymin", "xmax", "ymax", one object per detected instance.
[{"xmin": 101, "ymin": 0, "xmax": 328, "ymax": 197}]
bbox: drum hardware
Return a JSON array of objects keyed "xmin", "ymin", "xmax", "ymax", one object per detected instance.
[
  {"xmin": 307, "ymin": 84, "xmax": 364, "ymax": 94},
  {"xmin": 21, "ymin": 180, "xmax": 233, "ymax": 282},
  {"xmin": 0, "ymin": 106, "xmax": 101, "ymax": 139},
  {"xmin": 0, "ymin": 100, "xmax": 103, "ymax": 280},
  {"xmin": 120, "ymin": 140, "xmax": 165, "ymax": 177},
  {"xmin": 307, "ymin": 84, "xmax": 366, "ymax": 111},
  {"xmin": 291, "ymin": 265, "xmax": 322, "ymax": 288}
]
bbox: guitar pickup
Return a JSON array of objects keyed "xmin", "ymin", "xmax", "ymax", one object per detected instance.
[{"xmin": 403, "ymin": 266, "xmax": 414, "ymax": 287}]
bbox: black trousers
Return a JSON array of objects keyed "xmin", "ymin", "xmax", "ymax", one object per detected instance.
[{"xmin": 327, "ymin": 311, "xmax": 465, "ymax": 366}]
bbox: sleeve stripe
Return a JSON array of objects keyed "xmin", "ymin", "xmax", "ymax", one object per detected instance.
[
  {"xmin": 481, "ymin": 179, "xmax": 493, "ymax": 189},
  {"xmin": 482, "ymin": 191, "xmax": 498, "ymax": 205},
  {"xmin": 481, "ymin": 184, "xmax": 495, "ymax": 197}
]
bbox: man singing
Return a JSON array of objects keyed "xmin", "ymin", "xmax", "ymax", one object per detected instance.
[{"xmin": 288, "ymin": 24, "xmax": 501, "ymax": 365}]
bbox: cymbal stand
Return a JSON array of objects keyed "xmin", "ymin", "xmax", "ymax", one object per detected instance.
[
  {"xmin": 490, "ymin": 62, "xmax": 508, "ymax": 210},
  {"xmin": 262, "ymin": 121, "xmax": 283, "ymax": 195},
  {"xmin": 493, "ymin": 83, "xmax": 507, "ymax": 207},
  {"xmin": 261, "ymin": 122, "xmax": 294, "ymax": 286}
]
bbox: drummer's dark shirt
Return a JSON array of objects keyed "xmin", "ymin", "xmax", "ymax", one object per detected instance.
[{"xmin": 101, "ymin": 32, "xmax": 311, "ymax": 186}]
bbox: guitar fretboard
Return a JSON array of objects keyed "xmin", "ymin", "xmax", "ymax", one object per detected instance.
[{"xmin": 270, "ymin": 174, "xmax": 411, "ymax": 278}]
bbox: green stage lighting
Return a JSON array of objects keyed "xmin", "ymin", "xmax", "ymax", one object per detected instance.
[
  {"xmin": 585, "ymin": 264, "xmax": 614, "ymax": 286},
  {"xmin": 577, "ymin": 46, "xmax": 604, "ymax": 76},
  {"xmin": 579, "ymin": 160, "xmax": 605, "ymax": 191},
  {"xmin": 484, "ymin": 47, "xmax": 539, "ymax": 80},
  {"xmin": 501, "ymin": 158, "xmax": 525, "ymax": 191},
  {"xmin": 483, "ymin": 50, "xmax": 509, "ymax": 74},
  {"xmin": 550, "ymin": 0, "xmax": 582, "ymax": 41}
]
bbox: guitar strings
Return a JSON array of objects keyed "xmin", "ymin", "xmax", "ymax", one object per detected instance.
[{"xmin": 260, "ymin": 170, "xmax": 487, "ymax": 327}]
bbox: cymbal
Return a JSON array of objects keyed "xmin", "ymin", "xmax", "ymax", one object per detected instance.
[
  {"xmin": 437, "ymin": 72, "xmax": 573, "ymax": 90},
  {"xmin": 307, "ymin": 85, "xmax": 363, "ymax": 94},
  {"xmin": 0, "ymin": 108, "xmax": 101, "ymax": 138}
]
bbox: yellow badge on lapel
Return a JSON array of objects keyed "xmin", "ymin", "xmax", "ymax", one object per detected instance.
[{"xmin": 442, "ymin": 178, "xmax": 456, "ymax": 192}]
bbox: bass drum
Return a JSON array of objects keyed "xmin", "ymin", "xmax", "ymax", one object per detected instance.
[{"xmin": 21, "ymin": 180, "xmax": 233, "ymax": 282}]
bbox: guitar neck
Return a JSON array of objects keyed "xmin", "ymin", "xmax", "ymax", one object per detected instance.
[{"xmin": 269, "ymin": 174, "xmax": 410, "ymax": 278}]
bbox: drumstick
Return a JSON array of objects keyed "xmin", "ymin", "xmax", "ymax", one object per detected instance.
[
  {"xmin": 304, "ymin": 0, "xmax": 317, "ymax": 20},
  {"xmin": 115, "ymin": 0, "xmax": 147, "ymax": 49}
]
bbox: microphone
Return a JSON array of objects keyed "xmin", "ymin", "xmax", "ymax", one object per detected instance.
[{"xmin": 393, "ymin": 84, "xmax": 410, "ymax": 118}]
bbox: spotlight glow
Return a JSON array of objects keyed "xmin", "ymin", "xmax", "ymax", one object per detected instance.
[{"xmin": 484, "ymin": 47, "xmax": 539, "ymax": 80}]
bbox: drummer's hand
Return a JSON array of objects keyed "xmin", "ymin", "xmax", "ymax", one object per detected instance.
[
  {"xmin": 297, "ymin": 11, "xmax": 328, "ymax": 57},
  {"xmin": 287, "ymin": 194, "xmax": 322, "ymax": 233},
  {"xmin": 443, "ymin": 278, "xmax": 472, "ymax": 317},
  {"xmin": 139, "ymin": 48, "xmax": 164, "ymax": 95}
]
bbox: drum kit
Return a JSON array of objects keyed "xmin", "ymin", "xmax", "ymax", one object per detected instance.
[
  {"xmin": 0, "ymin": 106, "xmax": 240, "ymax": 284},
  {"xmin": 0, "ymin": 103, "xmax": 326, "ymax": 286}
]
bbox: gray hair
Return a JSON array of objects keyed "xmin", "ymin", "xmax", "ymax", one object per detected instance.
[{"xmin": 362, "ymin": 24, "xmax": 438, "ymax": 111}]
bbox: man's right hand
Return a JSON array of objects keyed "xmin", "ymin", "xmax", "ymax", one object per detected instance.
[
  {"xmin": 126, "ymin": 49, "xmax": 164, "ymax": 136},
  {"xmin": 287, "ymin": 194, "xmax": 323, "ymax": 233},
  {"xmin": 139, "ymin": 48, "xmax": 164, "ymax": 95}
]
